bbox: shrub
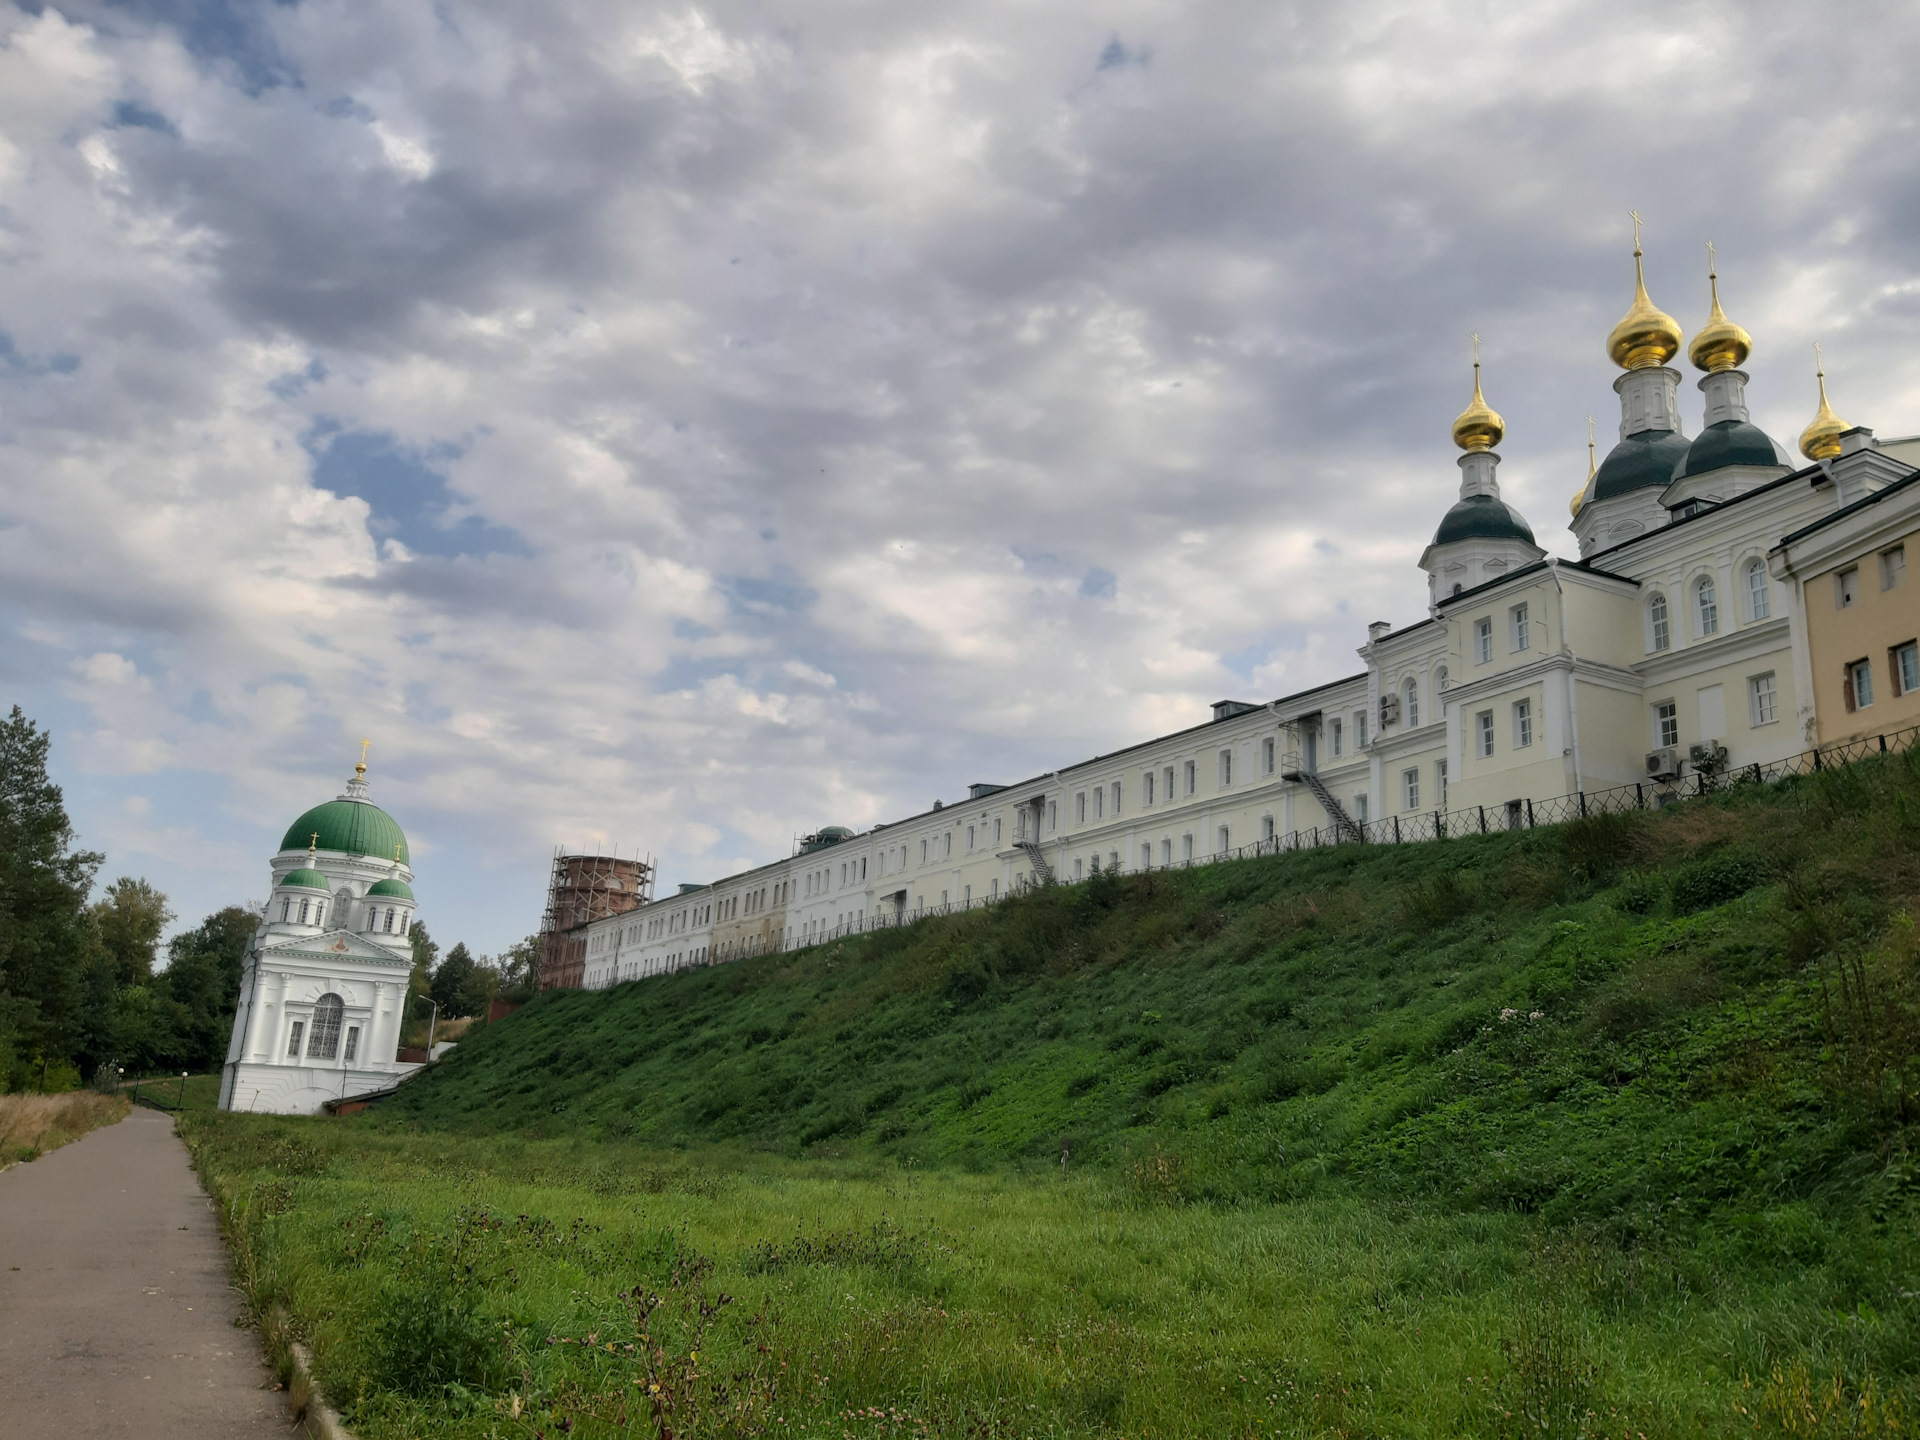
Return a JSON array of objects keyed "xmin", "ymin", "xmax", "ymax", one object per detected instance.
[
  {"xmin": 1670, "ymin": 854, "xmax": 1765, "ymax": 915},
  {"xmin": 365, "ymin": 1285, "xmax": 501, "ymax": 1398}
]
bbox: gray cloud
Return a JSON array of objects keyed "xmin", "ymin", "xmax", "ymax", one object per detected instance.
[{"xmin": 4, "ymin": 0, "xmax": 1919, "ymax": 947}]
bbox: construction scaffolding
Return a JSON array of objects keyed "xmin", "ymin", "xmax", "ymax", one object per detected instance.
[{"xmin": 537, "ymin": 849, "xmax": 653, "ymax": 991}]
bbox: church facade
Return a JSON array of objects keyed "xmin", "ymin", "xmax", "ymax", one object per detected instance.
[
  {"xmin": 218, "ymin": 760, "xmax": 423, "ymax": 1115},
  {"xmin": 558, "ymin": 243, "xmax": 1920, "ymax": 992}
]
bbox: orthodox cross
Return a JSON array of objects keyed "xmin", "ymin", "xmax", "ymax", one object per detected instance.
[{"xmin": 1629, "ymin": 209, "xmax": 1643, "ymax": 250}]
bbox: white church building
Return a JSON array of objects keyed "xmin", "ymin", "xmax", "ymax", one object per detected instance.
[
  {"xmin": 556, "ymin": 237, "xmax": 1920, "ymax": 991},
  {"xmin": 218, "ymin": 757, "xmax": 423, "ymax": 1115}
]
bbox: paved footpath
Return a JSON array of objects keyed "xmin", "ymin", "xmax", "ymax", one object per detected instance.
[{"xmin": 0, "ymin": 1106, "xmax": 297, "ymax": 1439}]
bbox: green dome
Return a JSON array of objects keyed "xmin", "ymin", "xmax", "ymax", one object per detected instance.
[
  {"xmin": 281, "ymin": 798, "xmax": 408, "ymax": 864},
  {"xmin": 1676, "ymin": 420, "xmax": 1792, "ymax": 480},
  {"xmin": 366, "ymin": 876, "xmax": 415, "ymax": 901},
  {"xmin": 1432, "ymin": 494, "xmax": 1537, "ymax": 547},
  {"xmin": 280, "ymin": 867, "xmax": 331, "ymax": 892},
  {"xmin": 1591, "ymin": 429, "xmax": 1692, "ymax": 503}
]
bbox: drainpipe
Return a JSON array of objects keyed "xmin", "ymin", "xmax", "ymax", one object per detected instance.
[{"xmin": 1548, "ymin": 563, "xmax": 1585, "ymax": 796}]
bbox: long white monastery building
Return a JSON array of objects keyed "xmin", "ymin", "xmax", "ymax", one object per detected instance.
[
  {"xmin": 567, "ymin": 244, "xmax": 1920, "ymax": 992},
  {"xmin": 219, "ymin": 758, "xmax": 423, "ymax": 1114}
]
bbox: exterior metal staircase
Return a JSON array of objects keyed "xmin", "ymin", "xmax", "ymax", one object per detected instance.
[
  {"xmin": 1015, "ymin": 839, "xmax": 1055, "ymax": 884},
  {"xmin": 1282, "ymin": 766, "xmax": 1363, "ymax": 843}
]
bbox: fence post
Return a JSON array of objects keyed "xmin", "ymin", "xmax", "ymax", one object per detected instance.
[
  {"xmin": 1635, "ymin": 782, "xmax": 1644, "ymax": 809},
  {"xmin": 1393, "ymin": 815, "xmax": 1401, "ymax": 843},
  {"xmin": 1478, "ymin": 805, "xmax": 1487, "ymax": 834},
  {"xmin": 1881, "ymin": 734, "xmax": 1888, "ymax": 753},
  {"xmin": 1526, "ymin": 798, "xmax": 1535, "ymax": 828},
  {"xmin": 1435, "ymin": 810, "xmax": 1443, "ymax": 839},
  {"xmin": 1813, "ymin": 749, "xmax": 1823, "ymax": 772},
  {"xmin": 1578, "ymin": 790, "xmax": 1587, "ymax": 818}
]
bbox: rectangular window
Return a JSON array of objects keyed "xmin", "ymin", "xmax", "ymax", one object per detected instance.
[
  {"xmin": 1164, "ymin": 766, "xmax": 1175, "ymax": 803},
  {"xmin": 1511, "ymin": 603, "xmax": 1530, "ymax": 651},
  {"xmin": 1882, "ymin": 545, "xmax": 1906, "ymax": 591},
  {"xmin": 1219, "ymin": 749, "xmax": 1233, "ymax": 787},
  {"xmin": 287, "ymin": 1020, "xmax": 304, "ymax": 1057},
  {"xmin": 1217, "ymin": 824, "xmax": 1230, "ymax": 855},
  {"xmin": 1656, "ymin": 701, "xmax": 1679, "ymax": 748},
  {"xmin": 1182, "ymin": 833, "xmax": 1194, "ymax": 861},
  {"xmin": 1142, "ymin": 842, "xmax": 1154, "ymax": 869},
  {"xmin": 1513, "ymin": 698, "xmax": 1533, "ymax": 748},
  {"xmin": 1264, "ymin": 736, "xmax": 1276, "ymax": 774},
  {"xmin": 1895, "ymin": 642, "xmax": 1920, "ymax": 697},
  {"xmin": 1144, "ymin": 771, "xmax": 1155, "ymax": 806},
  {"xmin": 994, "ymin": 817, "xmax": 1002, "ymax": 845},
  {"xmin": 1477, "ymin": 710, "xmax": 1494, "ymax": 758},
  {"xmin": 1846, "ymin": 658, "xmax": 1875, "ymax": 710},
  {"xmin": 1076, "ymin": 792, "xmax": 1086, "ymax": 824},
  {"xmin": 1749, "ymin": 672, "xmax": 1778, "ymax": 725},
  {"xmin": 1354, "ymin": 794, "xmax": 1369, "ymax": 824},
  {"xmin": 1161, "ymin": 838, "xmax": 1173, "ymax": 865},
  {"xmin": 1837, "ymin": 566, "xmax": 1860, "ymax": 608},
  {"xmin": 1111, "ymin": 781, "xmax": 1121, "ymax": 815},
  {"xmin": 1475, "ymin": 617, "xmax": 1494, "ymax": 664},
  {"xmin": 1403, "ymin": 768, "xmax": 1420, "ymax": 810},
  {"xmin": 1049, "ymin": 801, "xmax": 1057, "ymax": 830},
  {"xmin": 1095, "ymin": 786, "xmax": 1104, "ymax": 819},
  {"xmin": 1262, "ymin": 815, "xmax": 1276, "ymax": 841},
  {"xmin": 1184, "ymin": 760, "xmax": 1196, "ymax": 795},
  {"xmin": 1437, "ymin": 759, "xmax": 1448, "ymax": 809},
  {"xmin": 344, "ymin": 1026, "xmax": 360, "ymax": 1064},
  {"xmin": 967, "ymin": 825, "xmax": 975, "ymax": 850},
  {"xmin": 1356, "ymin": 712, "xmax": 1369, "ymax": 748},
  {"xmin": 1331, "ymin": 719, "xmax": 1344, "ymax": 757}
]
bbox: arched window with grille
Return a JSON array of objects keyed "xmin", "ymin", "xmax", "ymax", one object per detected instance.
[
  {"xmin": 1404, "ymin": 679, "xmax": 1419, "ymax": 728},
  {"xmin": 1746, "ymin": 559, "xmax": 1771, "ymax": 620},
  {"xmin": 384, "ymin": 907, "xmax": 396, "ymax": 932},
  {"xmin": 306, "ymin": 994, "xmax": 344, "ymax": 1060},
  {"xmin": 1696, "ymin": 575, "xmax": 1719, "ymax": 636},
  {"xmin": 1649, "ymin": 593, "xmax": 1670, "ymax": 651}
]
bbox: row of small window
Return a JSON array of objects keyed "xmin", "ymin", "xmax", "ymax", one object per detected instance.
[
  {"xmin": 1471, "ymin": 603, "xmax": 1535, "ymax": 664},
  {"xmin": 715, "ymin": 883, "xmax": 785, "ymax": 922},
  {"xmin": 283, "ymin": 994, "xmax": 359, "ymax": 1064},
  {"xmin": 1843, "ymin": 642, "xmax": 1920, "ymax": 712},
  {"xmin": 276, "ymin": 896, "xmax": 408, "ymax": 935},
  {"xmin": 1836, "ymin": 546, "xmax": 1906, "ymax": 608},
  {"xmin": 1645, "ymin": 561, "xmax": 1783, "ymax": 653},
  {"xmin": 1397, "ymin": 763, "xmax": 1449, "ymax": 812}
]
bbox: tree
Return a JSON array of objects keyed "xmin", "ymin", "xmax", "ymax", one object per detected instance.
[
  {"xmin": 157, "ymin": 907, "xmax": 257, "ymax": 1071},
  {"xmin": 91, "ymin": 877, "xmax": 173, "ymax": 988},
  {"xmin": 497, "ymin": 934, "xmax": 541, "ymax": 1003},
  {"xmin": 0, "ymin": 707, "xmax": 102, "ymax": 1084},
  {"xmin": 431, "ymin": 942, "xmax": 478, "ymax": 1019}
]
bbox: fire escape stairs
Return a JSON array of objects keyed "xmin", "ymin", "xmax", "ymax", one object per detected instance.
[
  {"xmin": 1015, "ymin": 839, "xmax": 1055, "ymax": 884},
  {"xmin": 1282, "ymin": 767, "xmax": 1363, "ymax": 843}
]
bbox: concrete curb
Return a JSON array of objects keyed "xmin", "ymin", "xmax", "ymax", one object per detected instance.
[{"xmin": 288, "ymin": 1339, "xmax": 357, "ymax": 1440}]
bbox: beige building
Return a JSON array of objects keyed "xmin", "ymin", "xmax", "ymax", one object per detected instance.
[{"xmin": 568, "ymin": 244, "xmax": 1920, "ymax": 991}]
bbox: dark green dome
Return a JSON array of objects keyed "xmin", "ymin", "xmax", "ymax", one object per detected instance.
[
  {"xmin": 1676, "ymin": 420, "xmax": 1791, "ymax": 479},
  {"xmin": 1591, "ymin": 429, "xmax": 1692, "ymax": 502},
  {"xmin": 365, "ymin": 876, "xmax": 415, "ymax": 901},
  {"xmin": 279, "ymin": 867, "xmax": 331, "ymax": 892},
  {"xmin": 280, "ymin": 798, "xmax": 409, "ymax": 864},
  {"xmin": 1432, "ymin": 494, "xmax": 1537, "ymax": 547}
]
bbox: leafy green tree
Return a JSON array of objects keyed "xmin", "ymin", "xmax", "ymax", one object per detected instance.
[
  {"xmin": 157, "ymin": 906, "xmax": 257, "ymax": 1071},
  {"xmin": 91, "ymin": 877, "xmax": 173, "ymax": 988},
  {"xmin": 496, "ymin": 935, "xmax": 541, "ymax": 1003},
  {"xmin": 431, "ymin": 942, "xmax": 478, "ymax": 1019},
  {"xmin": 457, "ymin": 957, "xmax": 500, "ymax": 1020},
  {"xmin": 0, "ymin": 707, "xmax": 102, "ymax": 1086}
]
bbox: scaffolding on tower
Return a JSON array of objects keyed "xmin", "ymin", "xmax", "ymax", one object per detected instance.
[{"xmin": 537, "ymin": 848, "xmax": 653, "ymax": 990}]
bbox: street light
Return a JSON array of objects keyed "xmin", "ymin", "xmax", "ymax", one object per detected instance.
[
  {"xmin": 177, "ymin": 1071, "xmax": 189, "ymax": 1111},
  {"xmin": 417, "ymin": 995, "xmax": 439, "ymax": 1059}
]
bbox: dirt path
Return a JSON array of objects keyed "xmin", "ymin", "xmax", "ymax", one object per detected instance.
[{"xmin": 0, "ymin": 1106, "xmax": 296, "ymax": 1439}]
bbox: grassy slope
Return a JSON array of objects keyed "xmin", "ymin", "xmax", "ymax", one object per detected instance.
[
  {"xmin": 389, "ymin": 753, "xmax": 1920, "ymax": 1243},
  {"xmin": 0, "ymin": 1092, "xmax": 130, "ymax": 1166}
]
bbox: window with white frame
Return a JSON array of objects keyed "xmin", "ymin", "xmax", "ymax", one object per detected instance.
[
  {"xmin": 1476, "ymin": 710, "xmax": 1494, "ymax": 758},
  {"xmin": 1262, "ymin": 815, "xmax": 1276, "ymax": 841},
  {"xmin": 1182, "ymin": 833, "xmax": 1194, "ymax": 861},
  {"xmin": 1884, "ymin": 546, "xmax": 1907, "ymax": 591},
  {"xmin": 1331, "ymin": 718, "xmax": 1344, "ymax": 756},
  {"xmin": 920, "ymin": 839, "xmax": 927, "ymax": 864},
  {"xmin": 1354, "ymin": 794, "xmax": 1369, "ymax": 823},
  {"xmin": 1403, "ymin": 767, "xmax": 1420, "ymax": 810},
  {"xmin": 1649, "ymin": 593, "xmax": 1670, "ymax": 651},
  {"xmin": 1404, "ymin": 680, "xmax": 1419, "ymax": 728},
  {"xmin": 1437, "ymin": 759, "xmax": 1448, "ymax": 808},
  {"xmin": 1264, "ymin": 736, "xmax": 1276, "ymax": 774},
  {"xmin": 1111, "ymin": 782, "xmax": 1121, "ymax": 815},
  {"xmin": 287, "ymin": 1020, "xmax": 304, "ymax": 1057},
  {"xmin": 1696, "ymin": 575, "xmax": 1719, "ymax": 636},
  {"xmin": 994, "ymin": 817, "xmax": 1002, "ymax": 845},
  {"xmin": 1655, "ymin": 701, "xmax": 1679, "ymax": 748},
  {"xmin": 1894, "ymin": 641, "xmax": 1919, "ymax": 696},
  {"xmin": 1749, "ymin": 672, "xmax": 1778, "ymax": 725},
  {"xmin": 1475, "ymin": 617, "xmax": 1493, "ymax": 663},
  {"xmin": 344, "ymin": 1026, "xmax": 360, "ymax": 1063},
  {"xmin": 1746, "ymin": 559, "xmax": 1771, "ymax": 620},
  {"xmin": 1513, "ymin": 698, "xmax": 1533, "ymax": 748},
  {"xmin": 1073, "ymin": 857, "xmax": 1083, "ymax": 880},
  {"xmin": 1510, "ymin": 603, "xmax": 1530, "ymax": 651},
  {"xmin": 1161, "ymin": 838, "xmax": 1173, "ymax": 865},
  {"xmin": 1094, "ymin": 786, "xmax": 1104, "ymax": 819},
  {"xmin": 1356, "ymin": 712, "xmax": 1369, "ymax": 748},
  {"xmin": 1144, "ymin": 770, "xmax": 1155, "ymax": 806},
  {"xmin": 307, "ymin": 993, "xmax": 344, "ymax": 1060},
  {"xmin": 1846, "ymin": 658, "xmax": 1875, "ymax": 711},
  {"xmin": 1142, "ymin": 842, "xmax": 1154, "ymax": 868},
  {"xmin": 1837, "ymin": 567, "xmax": 1860, "ymax": 608},
  {"xmin": 298, "ymin": 898, "xmax": 310, "ymax": 925},
  {"xmin": 1076, "ymin": 792, "xmax": 1086, "ymax": 824},
  {"xmin": 1184, "ymin": 760, "xmax": 1196, "ymax": 795},
  {"xmin": 1436, "ymin": 664, "xmax": 1449, "ymax": 691},
  {"xmin": 1164, "ymin": 766, "xmax": 1175, "ymax": 802},
  {"xmin": 1219, "ymin": 749, "xmax": 1233, "ymax": 787},
  {"xmin": 1217, "ymin": 825, "xmax": 1230, "ymax": 855},
  {"xmin": 967, "ymin": 825, "xmax": 975, "ymax": 850}
]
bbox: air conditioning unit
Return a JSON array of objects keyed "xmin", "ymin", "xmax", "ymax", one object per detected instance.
[
  {"xmin": 1378, "ymin": 693, "xmax": 1401, "ymax": 727},
  {"xmin": 1645, "ymin": 747, "xmax": 1683, "ymax": 782},
  {"xmin": 1688, "ymin": 740, "xmax": 1729, "ymax": 773}
]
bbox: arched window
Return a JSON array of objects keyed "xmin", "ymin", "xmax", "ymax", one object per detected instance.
[
  {"xmin": 1696, "ymin": 575, "xmax": 1719, "ymax": 636},
  {"xmin": 1435, "ymin": 665, "xmax": 1448, "ymax": 692},
  {"xmin": 1746, "ymin": 559, "xmax": 1771, "ymax": 620},
  {"xmin": 383, "ymin": 907, "xmax": 396, "ymax": 933},
  {"xmin": 1404, "ymin": 679, "xmax": 1419, "ymax": 728},
  {"xmin": 306, "ymin": 993, "xmax": 344, "ymax": 1060},
  {"xmin": 298, "ymin": 898, "xmax": 310, "ymax": 925},
  {"xmin": 280, "ymin": 899, "xmax": 291, "ymax": 922},
  {"xmin": 314, "ymin": 902, "xmax": 325, "ymax": 927},
  {"xmin": 1649, "ymin": 593, "xmax": 1670, "ymax": 651}
]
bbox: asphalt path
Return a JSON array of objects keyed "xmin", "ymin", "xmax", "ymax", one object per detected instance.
[{"xmin": 0, "ymin": 1106, "xmax": 296, "ymax": 1439}]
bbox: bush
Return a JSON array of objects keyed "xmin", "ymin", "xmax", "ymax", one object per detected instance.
[
  {"xmin": 1670, "ymin": 854, "xmax": 1765, "ymax": 915},
  {"xmin": 365, "ymin": 1286, "xmax": 501, "ymax": 1398}
]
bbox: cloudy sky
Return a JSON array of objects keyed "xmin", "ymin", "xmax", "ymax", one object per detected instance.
[{"xmin": 4, "ymin": 0, "xmax": 1918, "ymax": 954}]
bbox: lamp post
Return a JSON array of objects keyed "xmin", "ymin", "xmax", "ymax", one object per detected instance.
[
  {"xmin": 418, "ymin": 995, "xmax": 439, "ymax": 1059},
  {"xmin": 177, "ymin": 1071, "xmax": 189, "ymax": 1111}
]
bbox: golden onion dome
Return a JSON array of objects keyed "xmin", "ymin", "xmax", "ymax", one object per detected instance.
[
  {"xmin": 1798, "ymin": 350, "xmax": 1849, "ymax": 461},
  {"xmin": 1451, "ymin": 356, "xmax": 1504, "ymax": 452},
  {"xmin": 1688, "ymin": 247, "xmax": 1751, "ymax": 372},
  {"xmin": 1606, "ymin": 228, "xmax": 1683, "ymax": 370},
  {"xmin": 1570, "ymin": 420, "xmax": 1597, "ymax": 517}
]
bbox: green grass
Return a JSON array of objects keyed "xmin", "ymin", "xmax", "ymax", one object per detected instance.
[
  {"xmin": 126, "ymin": 1071, "xmax": 221, "ymax": 1111},
  {"xmin": 182, "ymin": 751, "xmax": 1920, "ymax": 1437}
]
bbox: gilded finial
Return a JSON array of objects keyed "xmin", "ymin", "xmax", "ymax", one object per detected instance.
[
  {"xmin": 356, "ymin": 737, "xmax": 371, "ymax": 779},
  {"xmin": 1571, "ymin": 415, "xmax": 1597, "ymax": 517},
  {"xmin": 1688, "ymin": 239, "xmax": 1752, "ymax": 373},
  {"xmin": 309, "ymin": 832, "xmax": 319, "ymax": 862},
  {"xmin": 1450, "ymin": 334, "xmax": 1505, "ymax": 453},
  {"xmin": 1607, "ymin": 211, "xmax": 1683, "ymax": 370},
  {"xmin": 1799, "ymin": 342, "xmax": 1849, "ymax": 461}
]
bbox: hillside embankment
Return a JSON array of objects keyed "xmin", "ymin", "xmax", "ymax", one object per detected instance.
[{"xmin": 183, "ymin": 750, "xmax": 1920, "ymax": 1438}]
